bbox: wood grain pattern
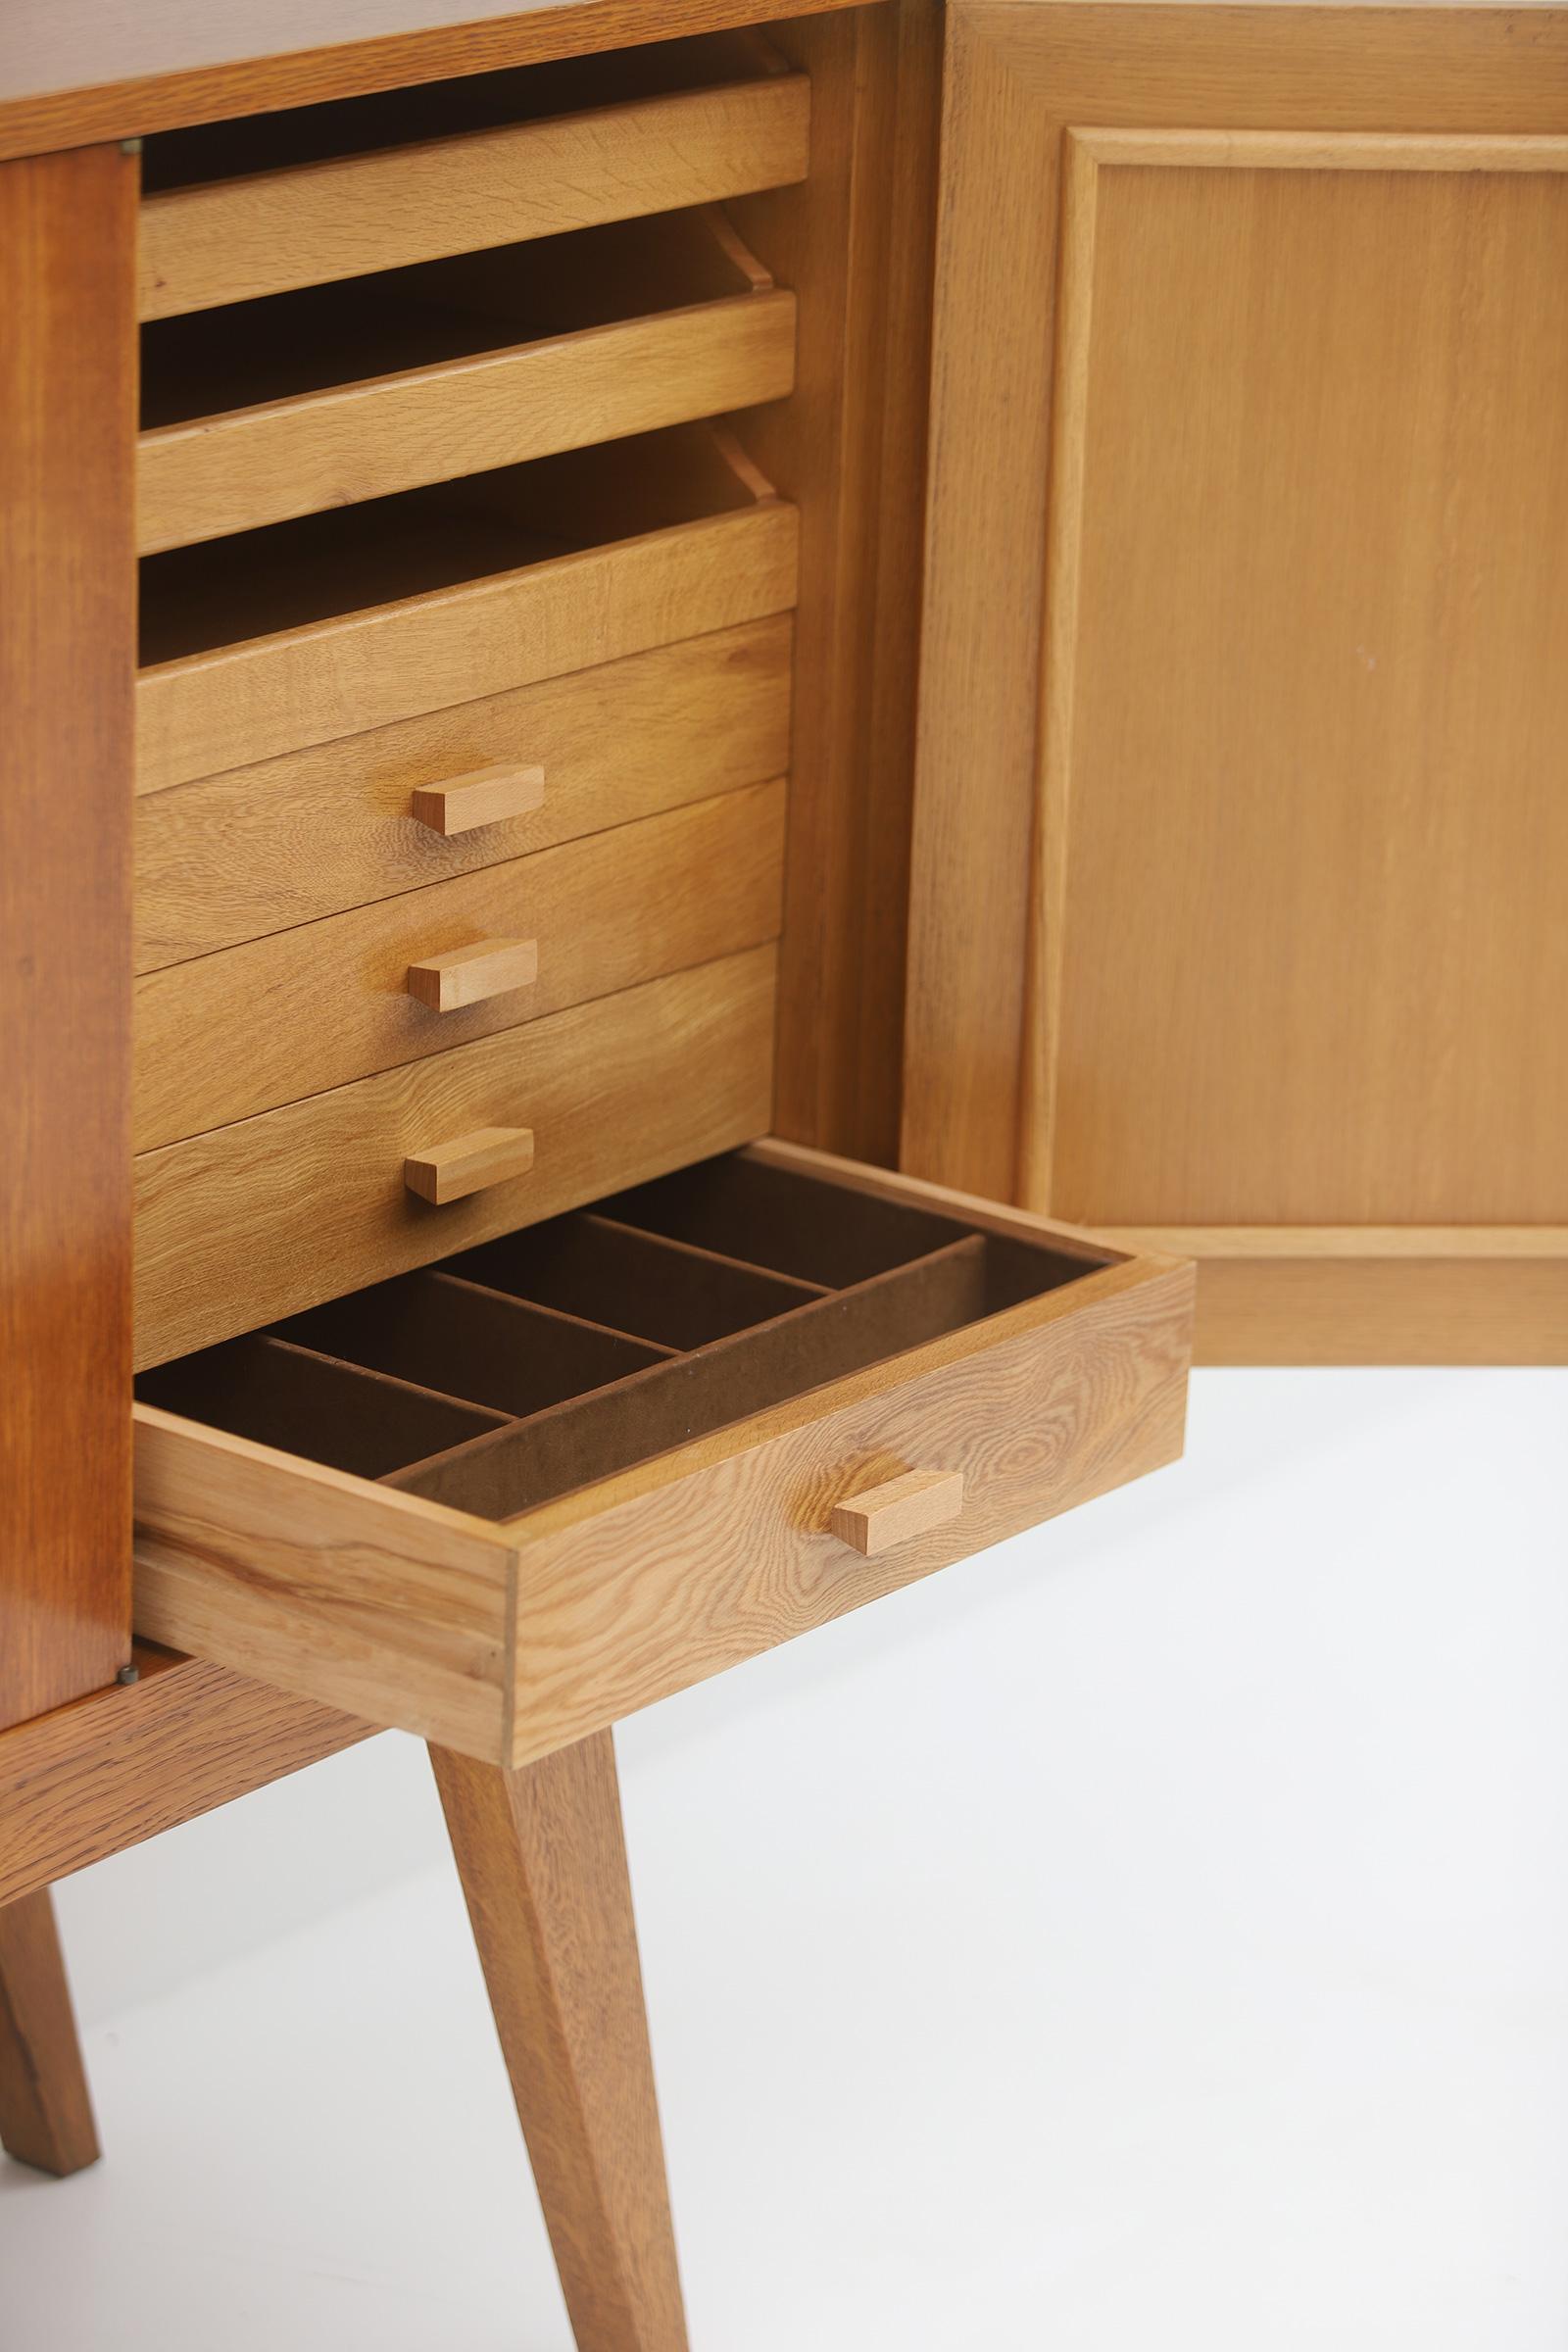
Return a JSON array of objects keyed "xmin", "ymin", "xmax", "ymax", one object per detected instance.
[
  {"xmin": 500, "ymin": 1249, "xmax": 1192, "ymax": 1762},
  {"xmin": 830, "ymin": 1466, "xmax": 964, "ymax": 1555},
  {"xmin": 0, "ymin": 1891, "xmax": 99, "ymax": 2176},
  {"xmin": 1190, "ymin": 1261, "xmax": 1568, "ymax": 1366},
  {"xmin": 973, "ymin": 2, "xmax": 1568, "ymax": 122},
  {"xmin": 134, "ymin": 945, "xmax": 778, "ymax": 1365},
  {"xmin": 0, "ymin": 145, "xmax": 136, "ymax": 1731},
  {"xmin": 137, "ymin": 490, "xmax": 799, "ymax": 793},
  {"xmin": 405, "ymin": 1125, "xmax": 537, "ymax": 1203},
  {"xmin": 1073, "ymin": 126, "xmax": 1568, "ymax": 174},
  {"xmin": 134, "ymin": 779, "xmax": 785, "ymax": 1147},
  {"xmin": 139, "ymin": 70, "xmax": 809, "ymax": 319},
  {"xmin": 1099, "ymin": 1228, "xmax": 1568, "ymax": 1364},
  {"xmin": 732, "ymin": 5, "xmax": 944, "ymax": 1165},
  {"xmin": 0, "ymin": 1645, "xmax": 373, "ymax": 1911},
  {"xmin": 904, "ymin": 0, "xmax": 1568, "ymax": 1363},
  {"xmin": 136, "ymin": 616, "xmax": 792, "ymax": 967},
  {"xmin": 1025, "ymin": 131, "xmax": 1568, "ymax": 1229},
  {"xmin": 411, "ymin": 763, "xmax": 546, "ymax": 838},
  {"xmin": 406, "ymin": 935, "xmax": 540, "ymax": 1011},
  {"xmin": 0, "ymin": 1, "xmax": 858, "ymax": 164},
  {"xmin": 133, "ymin": 1409, "xmax": 518, "ymax": 1753},
  {"xmin": 138, "ymin": 289, "xmax": 798, "ymax": 553},
  {"xmin": 905, "ymin": 1, "xmax": 1568, "ymax": 1202},
  {"xmin": 431, "ymin": 1735, "xmax": 688, "ymax": 2351},
  {"xmin": 901, "ymin": 4, "xmax": 1056, "ymax": 1199},
  {"xmin": 853, "ymin": 0, "xmax": 946, "ymax": 1165}
]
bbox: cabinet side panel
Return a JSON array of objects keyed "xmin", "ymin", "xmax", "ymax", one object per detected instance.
[
  {"xmin": 734, "ymin": 2, "xmax": 943, "ymax": 1166},
  {"xmin": 901, "ymin": 8, "xmax": 1060, "ymax": 1198},
  {"xmin": 0, "ymin": 145, "xmax": 136, "ymax": 1727}
]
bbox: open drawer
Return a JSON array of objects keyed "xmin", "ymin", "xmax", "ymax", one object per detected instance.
[{"xmin": 133, "ymin": 1144, "xmax": 1195, "ymax": 1767}]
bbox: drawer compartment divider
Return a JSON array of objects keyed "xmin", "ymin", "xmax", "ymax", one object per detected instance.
[
  {"xmin": 443, "ymin": 1211, "xmax": 825, "ymax": 1350},
  {"xmin": 599, "ymin": 1152, "xmax": 980, "ymax": 1288},
  {"xmin": 270, "ymin": 1272, "xmax": 671, "ymax": 1420},
  {"xmin": 385, "ymin": 1239, "xmax": 999, "ymax": 1518},
  {"xmin": 135, "ymin": 1334, "xmax": 509, "ymax": 1481}
]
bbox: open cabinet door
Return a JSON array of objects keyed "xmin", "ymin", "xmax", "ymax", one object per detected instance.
[{"xmin": 903, "ymin": 0, "xmax": 1568, "ymax": 1364}]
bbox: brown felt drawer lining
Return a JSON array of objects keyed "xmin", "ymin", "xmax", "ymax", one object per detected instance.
[
  {"xmin": 135, "ymin": 1334, "xmax": 507, "ymax": 1480},
  {"xmin": 443, "ymin": 1210, "xmax": 822, "ymax": 1349},
  {"xmin": 134, "ymin": 1152, "xmax": 1096, "ymax": 1520}
]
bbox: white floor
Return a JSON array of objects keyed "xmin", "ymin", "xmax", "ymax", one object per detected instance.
[{"xmin": 5, "ymin": 1370, "xmax": 1568, "ymax": 2350}]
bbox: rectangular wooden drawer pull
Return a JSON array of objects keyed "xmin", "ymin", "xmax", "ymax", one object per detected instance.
[
  {"xmin": 404, "ymin": 1127, "xmax": 535, "ymax": 1206},
  {"xmin": 411, "ymin": 764, "xmax": 545, "ymax": 837},
  {"xmin": 830, "ymin": 1468, "xmax": 965, "ymax": 1557},
  {"xmin": 406, "ymin": 937, "xmax": 540, "ymax": 1013}
]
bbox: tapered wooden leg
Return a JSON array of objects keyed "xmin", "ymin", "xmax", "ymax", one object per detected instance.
[
  {"xmin": 430, "ymin": 1733, "xmax": 689, "ymax": 2352},
  {"xmin": 0, "ymin": 1888, "xmax": 100, "ymax": 2177}
]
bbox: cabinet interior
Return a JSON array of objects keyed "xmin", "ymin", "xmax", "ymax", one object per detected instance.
[
  {"xmin": 138, "ymin": 419, "xmax": 773, "ymax": 662},
  {"xmin": 140, "ymin": 208, "xmax": 775, "ymax": 431},
  {"xmin": 139, "ymin": 29, "xmax": 791, "ymax": 192}
]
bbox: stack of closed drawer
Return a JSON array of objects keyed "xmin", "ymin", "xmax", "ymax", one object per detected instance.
[{"xmin": 131, "ymin": 31, "xmax": 809, "ymax": 1369}]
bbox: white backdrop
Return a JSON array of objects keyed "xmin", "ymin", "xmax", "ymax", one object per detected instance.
[{"xmin": 6, "ymin": 1368, "xmax": 1568, "ymax": 2348}]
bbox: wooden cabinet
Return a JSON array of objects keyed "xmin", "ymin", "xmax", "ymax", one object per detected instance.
[
  {"xmin": 1, "ymin": 0, "xmax": 1562, "ymax": 2340},
  {"xmin": 906, "ymin": 0, "xmax": 1568, "ymax": 1362}
]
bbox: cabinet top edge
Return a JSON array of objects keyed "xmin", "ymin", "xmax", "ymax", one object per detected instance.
[{"xmin": 0, "ymin": 0, "xmax": 858, "ymax": 167}]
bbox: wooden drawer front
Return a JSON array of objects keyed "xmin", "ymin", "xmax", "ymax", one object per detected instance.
[
  {"xmin": 138, "ymin": 213, "xmax": 797, "ymax": 554},
  {"xmin": 135, "ymin": 617, "xmax": 793, "ymax": 970},
  {"xmin": 137, "ymin": 424, "xmax": 798, "ymax": 792},
  {"xmin": 133, "ymin": 1144, "xmax": 1195, "ymax": 1763},
  {"xmin": 133, "ymin": 944, "xmax": 777, "ymax": 1369},
  {"xmin": 139, "ymin": 40, "xmax": 810, "ymax": 319},
  {"xmin": 135, "ymin": 780, "xmax": 785, "ymax": 1152}
]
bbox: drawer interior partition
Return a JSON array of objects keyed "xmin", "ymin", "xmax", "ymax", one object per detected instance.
[{"xmin": 136, "ymin": 1151, "xmax": 1101, "ymax": 1523}]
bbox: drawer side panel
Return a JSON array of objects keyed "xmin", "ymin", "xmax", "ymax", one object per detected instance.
[{"xmin": 133, "ymin": 1408, "xmax": 516, "ymax": 1756}]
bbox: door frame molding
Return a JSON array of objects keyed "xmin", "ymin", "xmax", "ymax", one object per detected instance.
[{"xmin": 900, "ymin": 1, "xmax": 1568, "ymax": 1361}]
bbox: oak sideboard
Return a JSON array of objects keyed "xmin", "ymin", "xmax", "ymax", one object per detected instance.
[{"xmin": 2, "ymin": 0, "xmax": 1563, "ymax": 2340}]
